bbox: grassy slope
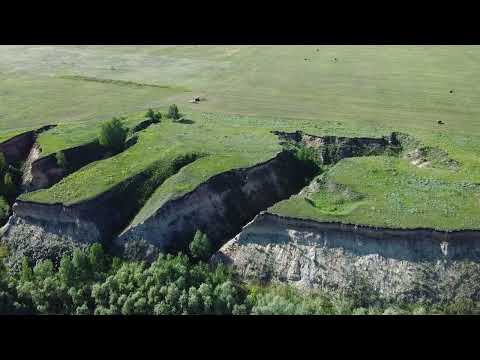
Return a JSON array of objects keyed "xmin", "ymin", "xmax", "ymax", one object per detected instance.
[
  {"xmin": 0, "ymin": 127, "xmax": 34, "ymax": 143},
  {"xmin": 36, "ymin": 112, "xmax": 153, "ymax": 158},
  {"xmin": 19, "ymin": 112, "xmax": 284, "ymax": 206},
  {"xmin": 271, "ymin": 121, "xmax": 480, "ymax": 231},
  {"xmin": 4, "ymin": 45, "xmax": 480, "ymax": 230}
]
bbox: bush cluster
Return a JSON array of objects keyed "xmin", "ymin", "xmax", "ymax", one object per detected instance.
[
  {"xmin": 146, "ymin": 109, "xmax": 162, "ymax": 123},
  {"xmin": 99, "ymin": 117, "xmax": 129, "ymax": 153},
  {"xmin": 167, "ymin": 104, "xmax": 180, "ymax": 120}
]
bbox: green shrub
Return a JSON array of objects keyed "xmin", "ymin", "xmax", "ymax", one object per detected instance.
[
  {"xmin": 189, "ymin": 230, "xmax": 214, "ymax": 261},
  {"xmin": 167, "ymin": 104, "xmax": 180, "ymax": 120},
  {"xmin": 294, "ymin": 145, "xmax": 322, "ymax": 174},
  {"xmin": 0, "ymin": 244, "xmax": 8, "ymax": 260},
  {"xmin": 55, "ymin": 151, "xmax": 68, "ymax": 171},
  {"xmin": 99, "ymin": 117, "xmax": 128, "ymax": 153},
  {"xmin": 0, "ymin": 196, "xmax": 10, "ymax": 223},
  {"xmin": 146, "ymin": 108, "xmax": 162, "ymax": 123},
  {"xmin": 0, "ymin": 152, "xmax": 6, "ymax": 173},
  {"xmin": 2, "ymin": 172, "xmax": 16, "ymax": 198}
]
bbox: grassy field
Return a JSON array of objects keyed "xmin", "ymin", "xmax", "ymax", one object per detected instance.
[
  {"xmin": 2, "ymin": 46, "xmax": 480, "ymax": 135},
  {"xmin": 2, "ymin": 45, "xmax": 480, "ymax": 230}
]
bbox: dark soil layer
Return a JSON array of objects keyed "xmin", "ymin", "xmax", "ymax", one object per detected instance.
[
  {"xmin": 118, "ymin": 151, "xmax": 317, "ymax": 255},
  {"xmin": 27, "ymin": 141, "xmax": 109, "ymax": 191},
  {"xmin": 0, "ymin": 125, "xmax": 55, "ymax": 165}
]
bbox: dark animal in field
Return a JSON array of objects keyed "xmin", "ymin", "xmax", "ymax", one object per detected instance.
[
  {"xmin": 437, "ymin": 120, "xmax": 444, "ymax": 125},
  {"xmin": 449, "ymin": 90, "xmax": 454, "ymax": 94},
  {"xmin": 333, "ymin": 57, "xmax": 338, "ymax": 62},
  {"xmin": 188, "ymin": 97, "xmax": 202, "ymax": 104}
]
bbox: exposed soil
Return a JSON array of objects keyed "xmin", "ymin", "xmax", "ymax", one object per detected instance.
[
  {"xmin": 0, "ymin": 125, "xmax": 55, "ymax": 166},
  {"xmin": 1, "ymin": 153, "xmax": 201, "ymax": 267},
  {"xmin": 213, "ymin": 212, "xmax": 480, "ymax": 302},
  {"xmin": 117, "ymin": 150, "xmax": 316, "ymax": 256}
]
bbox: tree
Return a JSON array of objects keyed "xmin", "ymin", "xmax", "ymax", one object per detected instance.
[
  {"xmin": 167, "ymin": 104, "xmax": 180, "ymax": 120},
  {"xmin": 89, "ymin": 243, "xmax": 106, "ymax": 274},
  {"xmin": 2, "ymin": 172, "xmax": 16, "ymax": 198},
  {"xmin": 58, "ymin": 255, "xmax": 75, "ymax": 287},
  {"xmin": 99, "ymin": 117, "xmax": 128, "ymax": 153},
  {"xmin": 294, "ymin": 145, "xmax": 322, "ymax": 174},
  {"xmin": 21, "ymin": 257, "xmax": 33, "ymax": 283},
  {"xmin": 0, "ymin": 152, "xmax": 6, "ymax": 174},
  {"xmin": 56, "ymin": 151, "xmax": 68, "ymax": 171},
  {"xmin": 0, "ymin": 196, "xmax": 10, "ymax": 223},
  {"xmin": 189, "ymin": 230, "xmax": 213, "ymax": 261},
  {"xmin": 146, "ymin": 108, "xmax": 161, "ymax": 123}
]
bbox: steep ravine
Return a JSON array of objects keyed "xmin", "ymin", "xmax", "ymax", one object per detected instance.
[
  {"xmin": 116, "ymin": 151, "xmax": 316, "ymax": 257},
  {"xmin": 23, "ymin": 118, "xmax": 157, "ymax": 192},
  {"xmin": 210, "ymin": 131, "xmax": 478, "ymax": 302},
  {"xmin": 116, "ymin": 131, "xmax": 407, "ymax": 258},
  {"xmin": 0, "ymin": 125, "xmax": 56, "ymax": 166},
  {"xmin": 23, "ymin": 140, "xmax": 111, "ymax": 192},
  {"xmin": 212, "ymin": 212, "xmax": 480, "ymax": 302},
  {"xmin": 1, "ymin": 153, "xmax": 200, "ymax": 268}
]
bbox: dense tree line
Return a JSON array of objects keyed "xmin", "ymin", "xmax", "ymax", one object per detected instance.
[
  {"xmin": 1, "ymin": 242, "xmax": 479, "ymax": 315},
  {"xmin": 0, "ymin": 243, "xmax": 250, "ymax": 315}
]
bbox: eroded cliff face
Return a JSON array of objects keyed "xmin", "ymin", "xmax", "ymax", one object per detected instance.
[
  {"xmin": 273, "ymin": 130, "xmax": 402, "ymax": 165},
  {"xmin": 117, "ymin": 151, "xmax": 316, "ymax": 255},
  {"xmin": 24, "ymin": 141, "xmax": 109, "ymax": 191},
  {"xmin": 213, "ymin": 213, "xmax": 480, "ymax": 302},
  {"xmin": 2, "ymin": 185, "xmax": 132, "ymax": 267},
  {"xmin": 0, "ymin": 125, "xmax": 55, "ymax": 165},
  {"xmin": 1, "ymin": 153, "xmax": 202, "ymax": 267}
]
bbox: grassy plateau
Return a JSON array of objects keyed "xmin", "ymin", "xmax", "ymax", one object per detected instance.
[{"xmin": 0, "ymin": 45, "xmax": 478, "ymax": 231}]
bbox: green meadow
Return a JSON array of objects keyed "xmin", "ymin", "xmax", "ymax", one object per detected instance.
[{"xmin": 1, "ymin": 45, "xmax": 479, "ymax": 230}]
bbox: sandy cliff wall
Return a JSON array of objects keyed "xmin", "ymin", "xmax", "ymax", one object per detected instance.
[
  {"xmin": 1, "ymin": 166, "xmax": 165, "ymax": 267},
  {"xmin": 118, "ymin": 151, "xmax": 315, "ymax": 254},
  {"xmin": 213, "ymin": 212, "xmax": 480, "ymax": 302},
  {"xmin": 25, "ymin": 141, "xmax": 109, "ymax": 191}
]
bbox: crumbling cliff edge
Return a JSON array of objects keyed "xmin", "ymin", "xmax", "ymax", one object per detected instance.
[{"xmin": 213, "ymin": 212, "xmax": 480, "ymax": 302}]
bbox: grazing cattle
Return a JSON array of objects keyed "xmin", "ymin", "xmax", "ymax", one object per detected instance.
[{"xmin": 438, "ymin": 120, "xmax": 444, "ymax": 125}]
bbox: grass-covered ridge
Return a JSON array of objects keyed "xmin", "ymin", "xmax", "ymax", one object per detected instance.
[
  {"xmin": 18, "ymin": 107, "xmax": 480, "ymax": 231},
  {"xmin": 19, "ymin": 111, "xmax": 286, "ymax": 205},
  {"xmin": 0, "ymin": 128, "xmax": 36, "ymax": 143},
  {"xmin": 271, "ymin": 155, "xmax": 480, "ymax": 231},
  {"xmin": 35, "ymin": 111, "xmax": 152, "ymax": 158},
  {"xmin": 271, "ymin": 129, "xmax": 480, "ymax": 231},
  {"xmin": 3, "ymin": 46, "xmax": 480, "ymax": 231}
]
